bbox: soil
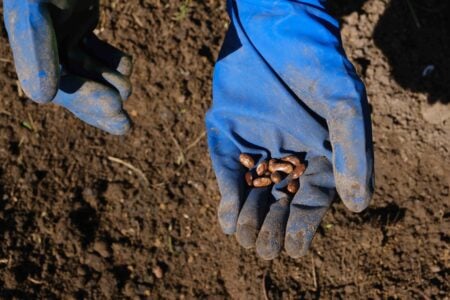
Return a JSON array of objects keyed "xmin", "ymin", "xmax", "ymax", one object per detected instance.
[{"xmin": 0, "ymin": 0, "xmax": 449, "ymax": 299}]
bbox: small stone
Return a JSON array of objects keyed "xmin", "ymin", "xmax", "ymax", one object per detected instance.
[
  {"xmin": 430, "ymin": 266, "xmax": 441, "ymax": 273},
  {"xmin": 152, "ymin": 266, "xmax": 163, "ymax": 279},
  {"xmin": 93, "ymin": 241, "xmax": 110, "ymax": 258}
]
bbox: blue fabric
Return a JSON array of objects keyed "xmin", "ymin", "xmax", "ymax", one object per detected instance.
[
  {"xmin": 206, "ymin": 0, "xmax": 374, "ymax": 259},
  {"xmin": 3, "ymin": 0, "xmax": 132, "ymax": 135}
]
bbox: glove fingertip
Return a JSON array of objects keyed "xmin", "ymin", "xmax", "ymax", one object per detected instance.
[
  {"xmin": 218, "ymin": 206, "xmax": 238, "ymax": 235},
  {"xmin": 99, "ymin": 114, "xmax": 131, "ymax": 136},
  {"xmin": 19, "ymin": 73, "xmax": 59, "ymax": 104},
  {"xmin": 117, "ymin": 55, "xmax": 133, "ymax": 77},
  {"xmin": 53, "ymin": 75, "xmax": 132, "ymax": 135},
  {"xmin": 285, "ymin": 232, "xmax": 309, "ymax": 259},
  {"xmin": 101, "ymin": 72, "xmax": 132, "ymax": 102},
  {"xmin": 220, "ymin": 224, "xmax": 236, "ymax": 235},
  {"xmin": 255, "ymin": 230, "xmax": 282, "ymax": 261},
  {"xmin": 343, "ymin": 195, "xmax": 371, "ymax": 213},
  {"xmin": 335, "ymin": 173, "xmax": 373, "ymax": 213}
]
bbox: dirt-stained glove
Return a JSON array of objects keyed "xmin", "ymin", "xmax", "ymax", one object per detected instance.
[
  {"xmin": 206, "ymin": 0, "xmax": 374, "ymax": 259},
  {"xmin": 3, "ymin": 0, "xmax": 132, "ymax": 134}
]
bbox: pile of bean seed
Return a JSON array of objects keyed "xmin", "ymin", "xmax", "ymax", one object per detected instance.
[{"xmin": 239, "ymin": 154, "xmax": 306, "ymax": 194}]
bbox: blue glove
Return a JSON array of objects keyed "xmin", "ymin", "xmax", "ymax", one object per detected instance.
[
  {"xmin": 3, "ymin": 0, "xmax": 132, "ymax": 135},
  {"xmin": 206, "ymin": 0, "xmax": 374, "ymax": 259}
]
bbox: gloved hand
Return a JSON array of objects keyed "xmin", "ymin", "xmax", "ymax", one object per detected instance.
[
  {"xmin": 206, "ymin": 0, "xmax": 374, "ymax": 259},
  {"xmin": 3, "ymin": 0, "xmax": 132, "ymax": 135}
]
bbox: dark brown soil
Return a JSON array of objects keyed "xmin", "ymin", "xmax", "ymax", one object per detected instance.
[{"xmin": 0, "ymin": 0, "xmax": 449, "ymax": 299}]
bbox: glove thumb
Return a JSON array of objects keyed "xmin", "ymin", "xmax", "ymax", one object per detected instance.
[{"xmin": 329, "ymin": 99, "xmax": 375, "ymax": 213}]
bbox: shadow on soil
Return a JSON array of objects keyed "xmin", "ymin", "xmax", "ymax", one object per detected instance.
[{"xmin": 329, "ymin": 0, "xmax": 450, "ymax": 104}]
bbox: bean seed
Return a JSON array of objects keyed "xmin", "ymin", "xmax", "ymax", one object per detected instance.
[
  {"xmin": 245, "ymin": 172, "xmax": 253, "ymax": 186},
  {"xmin": 268, "ymin": 159, "xmax": 277, "ymax": 171},
  {"xmin": 256, "ymin": 161, "xmax": 268, "ymax": 176},
  {"xmin": 291, "ymin": 164, "xmax": 306, "ymax": 179},
  {"xmin": 281, "ymin": 155, "xmax": 301, "ymax": 166},
  {"xmin": 287, "ymin": 180, "xmax": 299, "ymax": 194},
  {"xmin": 270, "ymin": 171, "xmax": 282, "ymax": 184},
  {"xmin": 239, "ymin": 154, "xmax": 255, "ymax": 169},
  {"xmin": 241, "ymin": 154, "xmax": 306, "ymax": 190},
  {"xmin": 253, "ymin": 177, "xmax": 272, "ymax": 187},
  {"xmin": 269, "ymin": 162, "xmax": 293, "ymax": 174}
]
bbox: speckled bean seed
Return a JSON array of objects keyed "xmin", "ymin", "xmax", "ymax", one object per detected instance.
[
  {"xmin": 291, "ymin": 164, "xmax": 306, "ymax": 179},
  {"xmin": 256, "ymin": 161, "xmax": 268, "ymax": 176},
  {"xmin": 287, "ymin": 180, "xmax": 300, "ymax": 194},
  {"xmin": 270, "ymin": 171, "xmax": 282, "ymax": 184},
  {"xmin": 239, "ymin": 154, "xmax": 255, "ymax": 169},
  {"xmin": 269, "ymin": 162, "xmax": 294, "ymax": 174},
  {"xmin": 281, "ymin": 155, "xmax": 301, "ymax": 166},
  {"xmin": 253, "ymin": 177, "xmax": 272, "ymax": 188},
  {"xmin": 245, "ymin": 172, "xmax": 253, "ymax": 186}
]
